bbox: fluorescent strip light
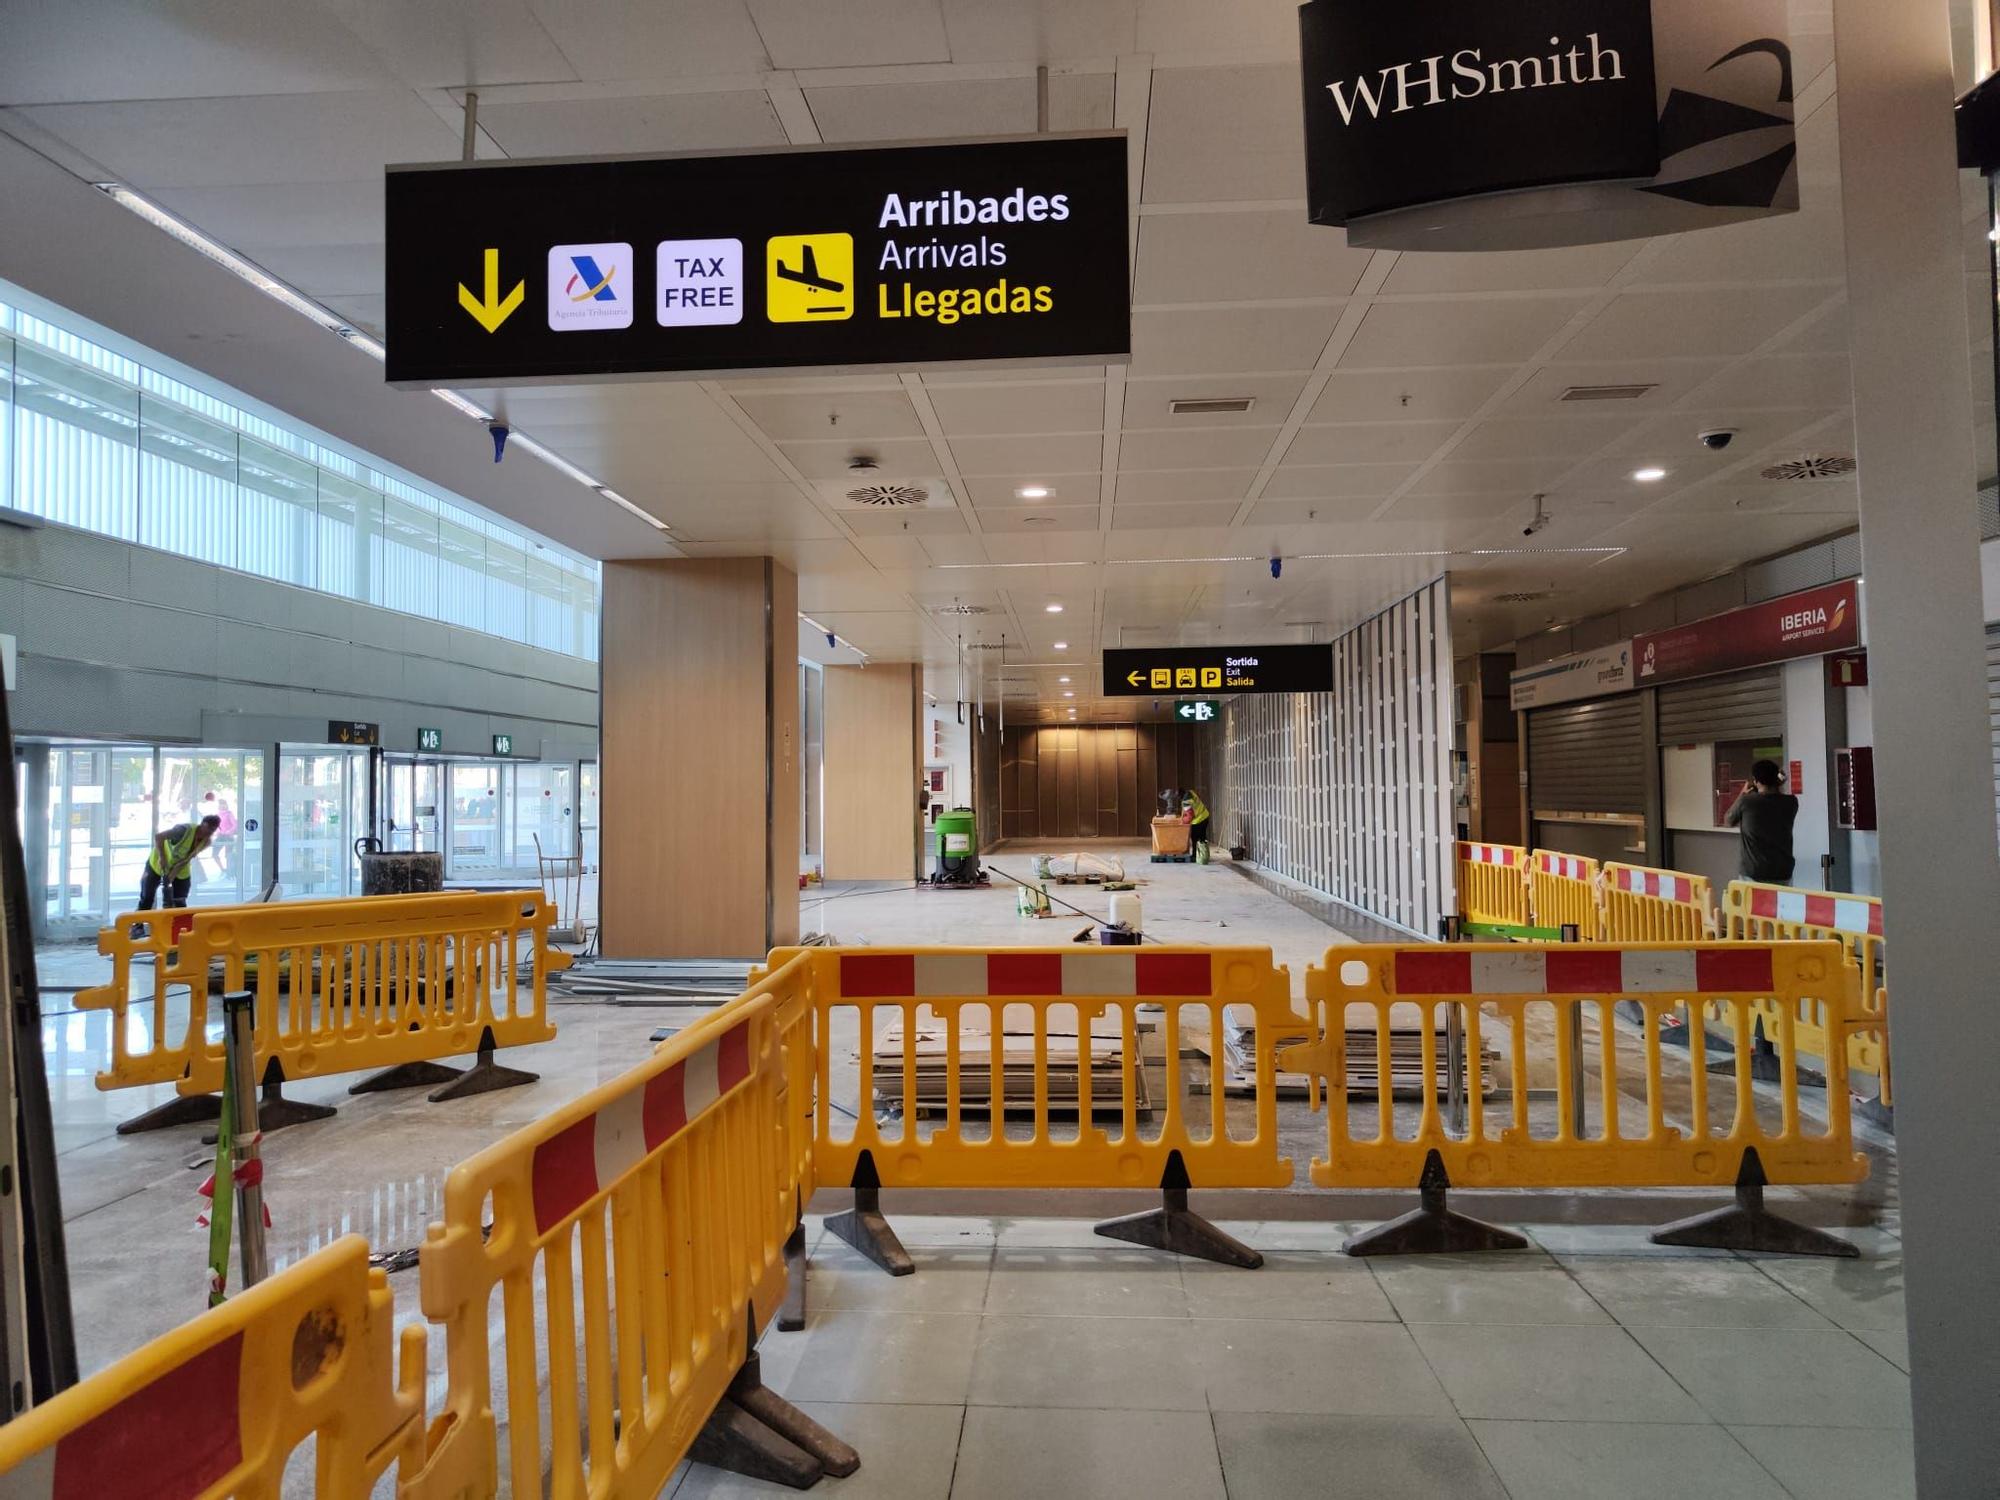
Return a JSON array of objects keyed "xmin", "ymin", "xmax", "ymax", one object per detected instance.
[
  {"xmin": 595, "ymin": 486, "xmax": 671, "ymax": 532},
  {"xmin": 430, "ymin": 388, "xmax": 494, "ymax": 422},
  {"xmin": 800, "ymin": 614, "xmax": 870, "ymax": 662},
  {"xmin": 937, "ymin": 545, "xmax": 1626, "ymax": 569}
]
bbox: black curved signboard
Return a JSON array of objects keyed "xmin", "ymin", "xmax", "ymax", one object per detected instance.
[
  {"xmin": 384, "ymin": 133, "xmax": 1129, "ymax": 387},
  {"xmin": 1300, "ymin": 0, "xmax": 1659, "ymax": 227}
]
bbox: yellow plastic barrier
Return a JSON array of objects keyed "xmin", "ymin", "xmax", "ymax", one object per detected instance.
[
  {"xmin": 1601, "ymin": 862, "xmax": 1714, "ymax": 942},
  {"xmin": 402, "ymin": 952, "xmax": 813, "ymax": 1499},
  {"xmin": 76, "ymin": 891, "xmax": 569, "ymax": 1104},
  {"xmin": 0, "ymin": 1236, "xmax": 424, "ymax": 1496},
  {"xmin": 1528, "ymin": 849, "xmax": 1602, "ymax": 938},
  {"xmin": 771, "ymin": 945, "xmax": 1298, "ymax": 1191},
  {"xmin": 1723, "ymin": 881, "xmax": 1891, "ymax": 1108},
  {"xmin": 1456, "ymin": 841, "xmax": 1529, "ymax": 926},
  {"xmin": 1287, "ymin": 941, "xmax": 1867, "ymax": 1189}
]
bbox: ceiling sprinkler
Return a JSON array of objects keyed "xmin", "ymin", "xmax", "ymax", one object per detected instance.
[{"xmin": 488, "ymin": 421, "xmax": 509, "ymax": 463}]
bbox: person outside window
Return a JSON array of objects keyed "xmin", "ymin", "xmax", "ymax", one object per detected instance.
[
  {"xmin": 140, "ymin": 814, "xmax": 220, "ymax": 910},
  {"xmin": 1723, "ymin": 758, "xmax": 1798, "ymax": 882},
  {"xmin": 202, "ymin": 791, "xmax": 238, "ymax": 875}
]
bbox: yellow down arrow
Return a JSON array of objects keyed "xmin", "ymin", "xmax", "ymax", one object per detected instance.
[{"xmin": 458, "ymin": 248, "xmax": 524, "ymax": 333}]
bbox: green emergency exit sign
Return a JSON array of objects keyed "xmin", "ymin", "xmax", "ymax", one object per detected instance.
[
  {"xmin": 492, "ymin": 733, "xmax": 514, "ymax": 756},
  {"xmin": 1174, "ymin": 700, "xmax": 1222, "ymax": 723},
  {"xmin": 417, "ymin": 726, "xmax": 442, "ymax": 752}
]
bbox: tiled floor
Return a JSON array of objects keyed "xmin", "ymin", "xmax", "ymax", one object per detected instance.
[{"xmin": 670, "ymin": 1214, "xmax": 1915, "ymax": 1500}]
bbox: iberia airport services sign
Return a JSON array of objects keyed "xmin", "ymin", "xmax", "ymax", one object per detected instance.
[
  {"xmin": 384, "ymin": 134, "xmax": 1128, "ymax": 386},
  {"xmin": 1299, "ymin": 0, "xmax": 1800, "ymax": 250},
  {"xmin": 1103, "ymin": 646, "xmax": 1333, "ymax": 699}
]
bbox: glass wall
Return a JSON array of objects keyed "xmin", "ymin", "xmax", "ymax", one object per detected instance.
[
  {"xmin": 0, "ymin": 292, "xmax": 600, "ymax": 659},
  {"xmin": 800, "ymin": 661, "xmax": 824, "ymax": 871},
  {"xmin": 276, "ymin": 749, "xmax": 370, "ymax": 899}
]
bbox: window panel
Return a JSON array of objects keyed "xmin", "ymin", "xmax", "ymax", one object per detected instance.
[
  {"xmin": 11, "ymin": 340, "xmax": 138, "ymax": 537},
  {"xmin": 139, "ymin": 391, "xmax": 238, "ymax": 567},
  {"xmin": 242, "ymin": 436, "xmax": 321, "ymax": 589}
]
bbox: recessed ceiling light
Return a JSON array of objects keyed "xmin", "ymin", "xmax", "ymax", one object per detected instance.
[
  {"xmin": 1058, "ymin": 676, "xmax": 1071, "ymax": 683},
  {"xmin": 1045, "ymin": 603, "xmax": 1064, "ymax": 613},
  {"xmin": 1053, "ymin": 641, "xmax": 1068, "ymax": 649},
  {"xmin": 1017, "ymin": 484, "xmax": 1050, "ymax": 499},
  {"xmin": 1632, "ymin": 467, "xmax": 1668, "ymax": 482}
]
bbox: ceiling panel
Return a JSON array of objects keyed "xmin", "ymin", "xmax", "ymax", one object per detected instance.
[
  {"xmin": 1636, "ymin": 206, "xmax": 1847, "ymax": 287},
  {"xmin": 1449, "ymin": 414, "xmax": 1644, "ymax": 461},
  {"xmin": 962, "ymin": 474, "xmax": 1098, "ymax": 506},
  {"xmin": 1121, "ymin": 373, "xmax": 1305, "ymax": 427},
  {"xmin": 843, "ymin": 508, "xmax": 969, "ymax": 535},
  {"xmin": 523, "ymin": 0, "xmax": 775, "ymax": 78},
  {"xmin": 1339, "ymin": 296, "xmax": 1589, "ymax": 370},
  {"xmin": 979, "ymin": 505, "xmax": 1101, "ymax": 532},
  {"xmin": 1141, "ymin": 64, "xmax": 1304, "ymax": 203},
  {"xmin": 734, "ymin": 389, "xmax": 925, "ymax": 441},
  {"xmin": 151, "ymin": 180, "xmax": 384, "ymax": 251},
  {"xmin": 1497, "ymin": 360, "xmax": 1733, "ymax": 416},
  {"xmin": 1110, "ymin": 500, "xmax": 1243, "ymax": 530},
  {"xmin": 950, "ymin": 432, "xmax": 1104, "ymax": 474},
  {"xmin": 1115, "ymin": 468, "xmax": 1255, "ymax": 503},
  {"xmin": 1556, "ymin": 285, "xmax": 1837, "ymax": 362},
  {"xmin": 1379, "ymin": 241, "xmax": 1642, "ymax": 295},
  {"xmin": 1309, "ymin": 367, "xmax": 1513, "ymax": 423},
  {"xmin": 1130, "ymin": 304, "xmax": 1340, "ymax": 374},
  {"xmin": 1133, "ymin": 210, "xmax": 1372, "ymax": 303},
  {"xmin": 928, "ymin": 381, "xmax": 1104, "ymax": 435},
  {"xmin": 805, "ymin": 78, "xmax": 1035, "ymax": 142},
  {"xmin": 1282, "ymin": 420, "xmax": 1461, "ymax": 465},
  {"xmin": 15, "ymin": 90, "xmax": 461, "ymax": 187},
  {"xmin": 1263, "ymin": 462, "xmax": 1419, "ymax": 499},
  {"xmin": 747, "ymin": 0, "xmax": 950, "ymax": 68},
  {"xmin": 938, "ymin": 0, "xmax": 1138, "ymax": 61},
  {"xmin": 1245, "ymin": 496, "xmax": 1382, "ymax": 527},
  {"xmin": 250, "ymin": 241, "xmax": 385, "ymax": 297},
  {"xmin": 476, "ymin": 90, "xmax": 787, "ymax": 157},
  {"xmin": 778, "ymin": 437, "xmax": 939, "ymax": 478},
  {"xmin": 1118, "ymin": 426, "xmax": 1277, "ymax": 469},
  {"xmin": 321, "ymin": 0, "xmax": 579, "ymax": 87},
  {"xmin": 1403, "ymin": 457, "xmax": 1570, "ymax": 497}
]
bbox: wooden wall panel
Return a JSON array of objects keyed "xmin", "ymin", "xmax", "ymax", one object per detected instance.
[
  {"xmin": 989, "ymin": 723, "xmax": 1217, "ymax": 839},
  {"xmin": 824, "ymin": 663, "xmax": 921, "ymax": 880},
  {"xmin": 600, "ymin": 558, "xmax": 797, "ymax": 958}
]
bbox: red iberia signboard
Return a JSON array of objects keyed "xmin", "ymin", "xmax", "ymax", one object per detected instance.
[{"xmin": 1633, "ymin": 581, "xmax": 1859, "ymax": 687}]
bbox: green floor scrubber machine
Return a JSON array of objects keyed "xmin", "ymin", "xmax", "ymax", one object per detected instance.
[{"xmin": 928, "ymin": 806, "xmax": 990, "ymax": 887}]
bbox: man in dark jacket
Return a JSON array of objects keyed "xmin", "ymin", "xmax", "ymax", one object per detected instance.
[{"xmin": 1724, "ymin": 759, "xmax": 1799, "ymax": 882}]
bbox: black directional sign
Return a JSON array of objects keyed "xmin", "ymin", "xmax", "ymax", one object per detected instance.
[
  {"xmin": 384, "ymin": 134, "xmax": 1130, "ymax": 387},
  {"xmin": 1104, "ymin": 646, "xmax": 1333, "ymax": 698}
]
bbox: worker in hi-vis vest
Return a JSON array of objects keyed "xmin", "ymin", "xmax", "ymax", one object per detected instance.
[
  {"xmin": 1181, "ymin": 788, "xmax": 1211, "ymax": 860},
  {"xmin": 139, "ymin": 813, "xmax": 220, "ymax": 911}
]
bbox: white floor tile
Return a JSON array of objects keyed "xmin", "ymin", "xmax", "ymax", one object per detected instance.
[
  {"xmin": 1411, "ymin": 1323, "xmax": 1709, "ymax": 1424},
  {"xmin": 1372, "ymin": 1251, "xmax": 1612, "ymax": 1326},
  {"xmin": 1630, "ymin": 1326, "xmax": 1912, "ymax": 1428},
  {"xmin": 968, "ymin": 1313, "xmax": 1209, "ymax": 1411},
  {"xmin": 984, "ymin": 1247, "xmax": 1188, "ymax": 1318},
  {"xmin": 1469, "ymin": 1420, "xmax": 1791, "ymax": 1500},
  {"xmin": 1751, "ymin": 1256, "xmax": 1906, "ymax": 1332},
  {"xmin": 950, "ymin": 1406, "xmax": 1226, "ymax": 1500},
  {"xmin": 1728, "ymin": 1424, "xmax": 1917, "ymax": 1500},
  {"xmin": 1215, "ymin": 1412, "xmax": 1507, "ymax": 1500},
  {"xmin": 1182, "ymin": 1250, "xmax": 1397, "ymax": 1322},
  {"xmin": 1562, "ymin": 1256, "xmax": 1837, "ymax": 1329},
  {"xmin": 783, "ymin": 1310, "xmax": 980, "ymax": 1406}
]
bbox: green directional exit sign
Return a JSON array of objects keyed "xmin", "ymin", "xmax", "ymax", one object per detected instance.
[
  {"xmin": 492, "ymin": 733, "xmax": 514, "ymax": 756},
  {"xmin": 417, "ymin": 727, "xmax": 442, "ymax": 752},
  {"xmin": 1174, "ymin": 700, "xmax": 1222, "ymax": 723}
]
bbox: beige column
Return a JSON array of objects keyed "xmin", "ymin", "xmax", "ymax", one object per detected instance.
[
  {"xmin": 598, "ymin": 557, "xmax": 799, "ymax": 957},
  {"xmin": 823, "ymin": 663, "xmax": 923, "ymax": 882}
]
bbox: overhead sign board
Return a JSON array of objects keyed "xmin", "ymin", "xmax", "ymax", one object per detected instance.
[
  {"xmin": 1104, "ymin": 646, "xmax": 1332, "ymax": 699},
  {"xmin": 1510, "ymin": 641, "xmax": 1634, "ymax": 711},
  {"xmin": 1174, "ymin": 700, "xmax": 1223, "ymax": 723},
  {"xmin": 416, "ymin": 726, "xmax": 443, "ymax": 752},
  {"xmin": 492, "ymin": 733, "xmax": 515, "ymax": 757},
  {"xmin": 1633, "ymin": 580, "xmax": 1859, "ymax": 687},
  {"xmin": 385, "ymin": 134, "xmax": 1130, "ymax": 387},
  {"xmin": 1300, "ymin": 0, "xmax": 1799, "ymax": 250},
  {"xmin": 329, "ymin": 720, "xmax": 380, "ymax": 747}
]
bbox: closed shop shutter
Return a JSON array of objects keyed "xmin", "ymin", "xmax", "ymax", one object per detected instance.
[
  {"xmin": 1527, "ymin": 696, "xmax": 1645, "ymax": 815},
  {"xmin": 1656, "ymin": 667, "xmax": 1784, "ymax": 745},
  {"xmin": 1987, "ymin": 626, "xmax": 2000, "ymax": 839}
]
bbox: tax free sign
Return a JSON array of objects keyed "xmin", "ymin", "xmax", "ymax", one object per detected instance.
[{"xmin": 385, "ymin": 133, "xmax": 1129, "ymax": 386}]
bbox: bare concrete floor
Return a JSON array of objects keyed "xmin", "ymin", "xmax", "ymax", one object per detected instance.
[{"xmin": 29, "ymin": 840, "xmax": 1908, "ymax": 1497}]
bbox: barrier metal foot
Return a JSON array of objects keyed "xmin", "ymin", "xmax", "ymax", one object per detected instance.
[
  {"xmin": 1650, "ymin": 1148, "xmax": 1860, "ymax": 1258},
  {"xmin": 202, "ymin": 1059, "xmax": 336, "ymax": 1143},
  {"xmin": 688, "ymin": 1397, "xmax": 823, "ymax": 1490},
  {"xmin": 1853, "ymin": 1094, "xmax": 1894, "ymax": 1132},
  {"xmin": 1093, "ymin": 1150, "xmax": 1262, "ymax": 1268},
  {"xmin": 428, "ymin": 1027, "xmax": 538, "ymax": 1102},
  {"xmin": 114, "ymin": 1091, "xmax": 223, "ymax": 1135},
  {"xmin": 348, "ymin": 1059, "xmax": 464, "ymax": 1094},
  {"xmin": 1343, "ymin": 1149, "xmax": 1528, "ymax": 1257},
  {"xmin": 779, "ymin": 1199, "xmax": 809, "ymax": 1332},
  {"xmin": 824, "ymin": 1150, "xmax": 913, "ymax": 1276},
  {"xmin": 730, "ymin": 1350, "xmax": 859, "ymax": 1479}
]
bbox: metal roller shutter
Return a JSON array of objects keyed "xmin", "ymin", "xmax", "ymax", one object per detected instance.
[
  {"xmin": 1527, "ymin": 696, "xmax": 1645, "ymax": 814},
  {"xmin": 1656, "ymin": 667, "xmax": 1784, "ymax": 744}
]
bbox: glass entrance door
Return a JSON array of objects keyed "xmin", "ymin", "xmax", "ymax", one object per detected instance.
[
  {"xmin": 384, "ymin": 757, "xmax": 442, "ymax": 852},
  {"xmin": 448, "ymin": 763, "xmax": 503, "ymax": 876}
]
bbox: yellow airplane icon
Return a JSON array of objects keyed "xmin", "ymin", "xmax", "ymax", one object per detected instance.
[{"xmin": 459, "ymin": 248, "xmax": 524, "ymax": 333}]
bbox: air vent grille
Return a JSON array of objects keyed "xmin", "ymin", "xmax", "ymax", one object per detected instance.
[
  {"xmin": 845, "ymin": 482, "xmax": 930, "ymax": 507},
  {"xmin": 934, "ymin": 603, "xmax": 990, "ymax": 616},
  {"xmin": 1760, "ymin": 455, "xmax": 1857, "ymax": 482},
  {"xmin": 1494, "ymin": 590, "xmax": 1552, "ymax": 603},
  {"xmin": 1170, "ymin": 397, "xmax": 1256, "ymax": 415},
  {"xmin": 1558, "ymin": 383, "xmax": 1658, "ymax": 402}
]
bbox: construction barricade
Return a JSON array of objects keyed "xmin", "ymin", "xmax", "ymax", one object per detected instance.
[
  {"xmin": 766, "ymin": 943, "xmax": 1298, "ymax": 1270},
  {"xmin": 75, "ymin": 890, "xmax": 570, "ymax": 1133},
  {"xmin": 1723, "ymin": 880, "xmax": 1891, "ymax": 1113},
  {"xmin": 1285, "ymin": 940, "xmax": 1868, "ymax": 1254},
  {"xmin": 1601, "ymin": 862, "xmax": 1714, "ymax": 942},
  {"xmin": 0, "ymin": 1236, "xmax": 424, "ymax": 1496},
  {"xmin": 1528, "ymin": 849, "xmax": 1602, "ymax": 938},
  {"xmin": 401, "ymin": 949, "xmax": 852, "ymax": 1498},
  {"xmin": 1455, "ymin": 842, "xmax": 1530, "ymax": 928}
]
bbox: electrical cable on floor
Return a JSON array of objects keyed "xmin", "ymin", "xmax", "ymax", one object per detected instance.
[{"xmin": 984, "ymin": 866, "xmax": 1159, "ymax": 943}]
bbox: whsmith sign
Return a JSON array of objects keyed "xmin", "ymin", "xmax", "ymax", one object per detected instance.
[
  {"xmin": 1300, "ymin": 0, "xmax": 1799, "ymax": 250},
  {"xmin": 385, "ymin": 134, "xmax": 1128, "ymax": 386}
]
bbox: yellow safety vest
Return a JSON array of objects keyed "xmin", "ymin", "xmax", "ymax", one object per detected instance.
[
  {"xmin": 147, "ymin": 825, "xmax": 202, "ymax": 878},
  {"xmin": 1184, "ymin": 793, "xmax": 1209, "ymax": 826}
]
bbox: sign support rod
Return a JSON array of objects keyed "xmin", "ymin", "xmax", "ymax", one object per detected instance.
[
  {"xmin": 1037, "ymin": 66, "xmax": 1050, "ymax": 133},
  {"xmin": 462, "ymin": 90, "xmax": 478, "ymax": 163}
]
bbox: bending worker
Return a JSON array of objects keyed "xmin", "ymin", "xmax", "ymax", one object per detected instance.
[
  {"xmin": 139, "ymin": 813, "xmax": 220, "ymax": 910},
  {"xmin": 1181, "ymin": 788, "xmax": 1211, "ymax": 860}
]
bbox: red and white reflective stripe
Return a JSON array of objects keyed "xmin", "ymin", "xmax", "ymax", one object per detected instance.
[
  {"xmin": 1394, "ymin": 946, "xmax": 1775, "ymax": 996},
  {"xmin": 838, "ymin": 951, "xmax": 1212, "ymax": 1000},
  {"xmin": 1461, "ymin": 843, "xmax": 1518, "ymax": 867},
  {"xmin": 1747, "ymin": 886, "xmax": 1882, "ymax": 937},
  {"xmin": 1614, "ymin": 867, "xmax": 1694, "ymax": 902},
  {"xmin": 531, "ymin": 1018, "xmax": 752, "ymax": 1233},
  {"xmin": 1538, "ymin": 853, "xmax": 1590, "ymax": 881},
  {"xmin": 7, "ymin": 1333, "xmax": 243, "ymax": 1499}
]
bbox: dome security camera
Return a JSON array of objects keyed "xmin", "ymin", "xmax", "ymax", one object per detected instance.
[{"xmin": 1698, "ymin": 428, "xmax": 1738, "ymax": 451}]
